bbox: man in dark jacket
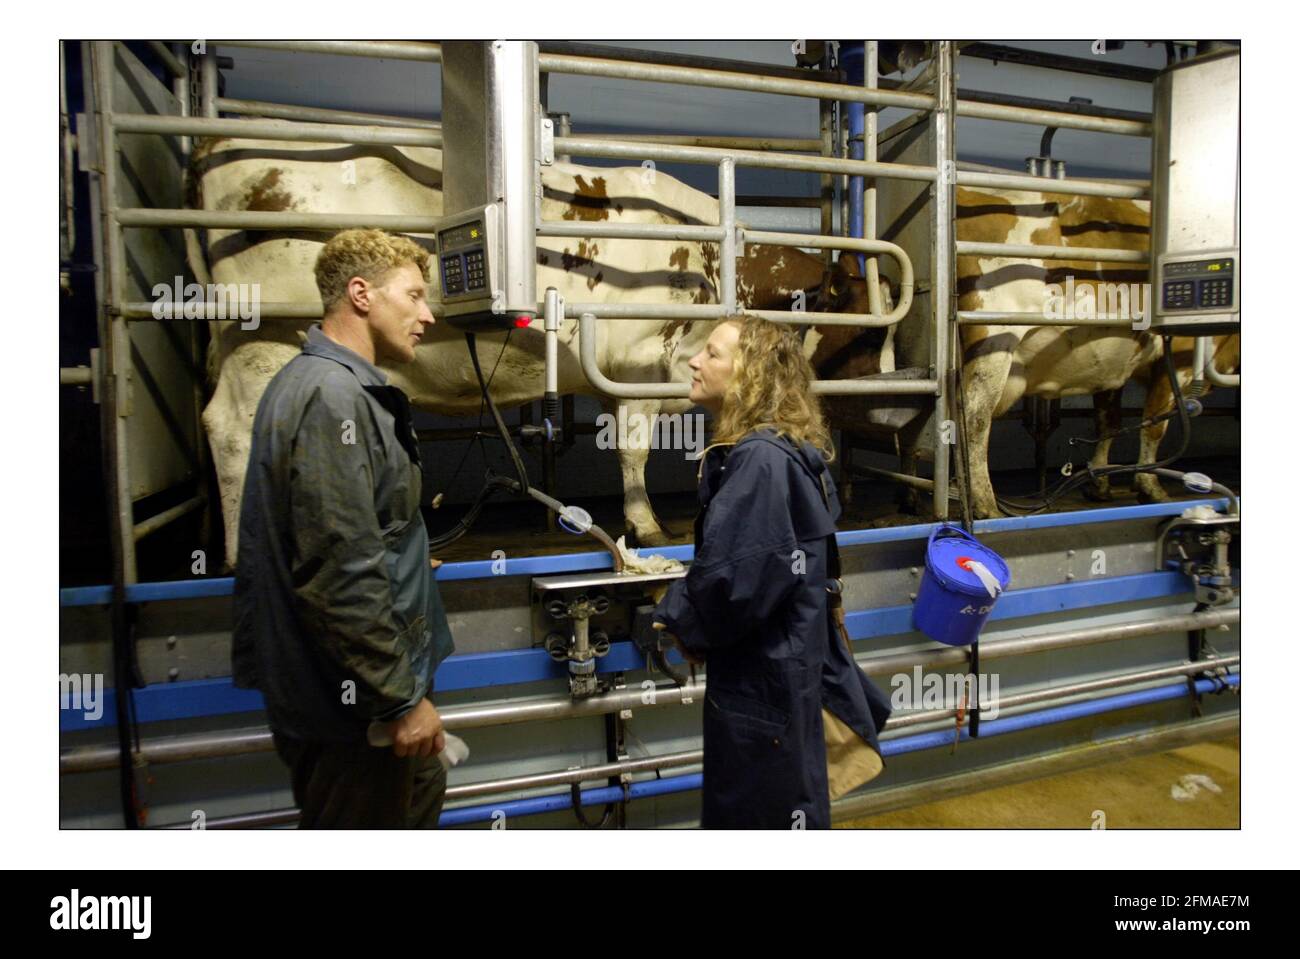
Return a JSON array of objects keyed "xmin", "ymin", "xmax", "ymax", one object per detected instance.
[
  {"xmin": 232, "ymin": 229, "xmax": 455, "ymax": 828},
  {"xmin": 654, "ymin": 428, "xmax": 892, "ymax": 829}
]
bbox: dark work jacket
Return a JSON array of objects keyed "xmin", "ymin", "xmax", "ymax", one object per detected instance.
[
  {"xmin": 231, "ymin": 324, "xmax": 455, "ymax": 744},
  {"xmin": 653, "ymin": 428, "xmax": 891, "ymax": 828}
]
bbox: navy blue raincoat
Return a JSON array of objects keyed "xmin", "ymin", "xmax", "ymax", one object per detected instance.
[{"xmin": 654, "ymin": 428, "xmax": 891, "ymax": 828}]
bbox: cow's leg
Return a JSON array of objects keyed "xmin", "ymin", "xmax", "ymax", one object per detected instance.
[
  {"xmin": 599, "ymin": 397, "xmax": 673, "ymax": 547},
  {"xmin": 896, "ymin": 423, "xmax": 924, "ymax": 515},
  {"xmin": 1133, "ymin": 371, "xmax": 1178, "ymax": 504},
  {"xmin": 961, "ymin": 333, "xmax": 1019, "ymax": 519},
  {"xmin": 1085, "ymin": 388, "xmax": 1124, "ymax": 501},
  {"xmin": 202, "ymin": 339, "xmax": 301, "ymax": 569}
]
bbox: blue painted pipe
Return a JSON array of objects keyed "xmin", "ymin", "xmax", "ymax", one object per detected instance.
[
  {"xmin": 840, "ymin": 42, "xmax": 867, "ymax": 273},
  {"xmin": 440, "ymin": 773, "xmax": 703, "ymax": 826},
  {"xmin": 977, "ymin": 673, "xmax": 1239, "ymax": 738},
  {"xmin": 58, "ymin": 498, "xmax": 1234, "ymax": 607},
  {"xmin": 437, "ymin": 673, "xmax": 1237, "ymax": 826}
]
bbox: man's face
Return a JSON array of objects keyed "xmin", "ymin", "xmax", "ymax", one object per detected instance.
[
  {"xmin": 688, "ymin": 321, "xmax": 741, "ymax": 414},
  {"xmin": 367, "ymin": 262, "xmax": 435, "ymax": 365}
]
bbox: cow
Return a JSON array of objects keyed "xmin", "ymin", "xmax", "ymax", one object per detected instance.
[
  {"xmin": 809, "ymin": 186, "xmax": 1240, "ymax": 518},
  {"xmin": 186, "ymin": 137, "xmax": 828, "ymax": 567}
]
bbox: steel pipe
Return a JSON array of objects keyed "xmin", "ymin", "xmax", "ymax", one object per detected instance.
[
  {"xmin": 60, "ymin": 606, "xmax": 1239, "ymax": 775},
  {"xmin": 169, "ymin": 675, "xmax": 1237, "ymax": 829},
  {"xmin": 147, "ymin": 41, "xmax": 186, "ymax": 78},
  {"xmin": 555, "ymin": 135, "xmax": 938, "ymax": 183},
  {"xmin": 215, "ymin": 96, "xmax": 441, "ymax": 130},
  {"xmin": 539, "ymin": 52, "xmax": 937, "ymax": 111},
  {"xmin": 887, "ymin": 655, "xmax": 1240, "ymax": 729},
  {"xmin": 1193, "ymin": 336, "xmax": 1240, "ymax": 388},
  {"xmin": 538, "ymin": 221, "xmax": 724, "ymax": 243},
  {"xmin": 449, "ymin": 748, "xmax": 703, "ymax": 800},
  {"xmin": 578, "ymin": 313, "xmax": 937, "ymax": 398},
  {"xmin": 743, "ymin": 230, "xmax": 914, "ymax": 324},
  {"xmin": 958, "ymin": 311, "xmax": 1143, "ymax": 327},
  {"xmin": 112, "ymin": 112, "xmax": 443, "ymax": 148},
  {"xmin": 719, "ymin": 158, "xmax": 737, "ymax": 314},
  {"xmin": 957, "ymin": 98, "xmax": 1151, "ymax": 137},
  {"xmin": 958, "ymin": 168, "xmax": 1148, "ymax": 200},
  {"xmin": 60, "ymin": 367, "xmax": 93, "ymax": 386},
  {"xmin": 863, "ymin": 606, "xmax": 1240, "ymax": 678},
  {"xmin": 115, "ymin": 208, "xmax": 441, "ymax": 232},
  {"xmin": 133, "ymin": 495, "xmax": 205, "ymax": 542},
  {"xmin": 591, "ymin": 133, "xmax": 822, "ymax": 152},
  {"xmin": 214, "ymin": 39, "xmax": 442, "ymax": 62},
  {"xmin": 956, "ymin": 240, "xmax": 1148, "ymax": 264}
]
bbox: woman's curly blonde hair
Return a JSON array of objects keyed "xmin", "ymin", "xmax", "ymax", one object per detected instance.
[
  {"xmin": 710, "ymin": 315, "xmax": 835, "ymax": 462},
  {"xmin": 314, "ymin": 228, "xmax": 431, "ymax": 313}
]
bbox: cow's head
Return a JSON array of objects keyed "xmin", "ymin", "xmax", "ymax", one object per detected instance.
[{"xmin": 806, "ymin": 252, "xmax": 893, "ymax": 381}]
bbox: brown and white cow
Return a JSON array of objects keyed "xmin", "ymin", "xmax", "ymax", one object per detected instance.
[
  {"xmin": 187, "ymin": 138, "xmax": 827, "ymax": 566},
  {"xmin": 810, "ymin": 186, "xmax": 1239, "ymax": 518}
]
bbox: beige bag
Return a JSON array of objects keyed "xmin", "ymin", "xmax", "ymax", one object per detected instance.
[{"xmin": 823, "ymin": 598, "xmax": 886, "ymax": 799}]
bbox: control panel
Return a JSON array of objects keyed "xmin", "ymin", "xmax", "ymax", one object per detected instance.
[
  {"xmin": 1153, "ymin": 249, "xmax": 1239, "ymax": 328},
  {"xmin": 435, "ymin": 204, "xmax": 528, "ymax": 330}
]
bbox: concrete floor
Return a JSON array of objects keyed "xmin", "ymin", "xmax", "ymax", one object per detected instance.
[{"xmin": 837, "ymin": 736, "xmax": 1240, "ymax": 829}]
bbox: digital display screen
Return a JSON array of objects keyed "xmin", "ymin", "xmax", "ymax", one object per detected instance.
[
  {"xmin": 1165, "ymin": 257, "xmax": 1235, "ymax": 277},
  {"xmin": 439, "ymin": 221, "xmax": 484, "ymax": 251}
]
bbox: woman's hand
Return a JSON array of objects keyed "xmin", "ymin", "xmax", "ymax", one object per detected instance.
[{"xmin": 654, "ymin": 622, "xmax": 705, "ymax": 666}]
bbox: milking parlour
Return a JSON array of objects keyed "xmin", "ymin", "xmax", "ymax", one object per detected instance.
[{"xmin": 54, "ymin": 36, "xmax": 1244, "ymax": 856}]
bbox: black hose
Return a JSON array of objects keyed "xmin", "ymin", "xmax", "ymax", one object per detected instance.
[
  {"xmin": 651, "ymin": 646, "xmax": 691, "ymax": 687},
  {"xmin": 995, "ymin": 335, "xmax": 1197, "ymax": 515},
  {"xmin": 466, "ymin": 332, "xmax": 531, "ymax": 496}
]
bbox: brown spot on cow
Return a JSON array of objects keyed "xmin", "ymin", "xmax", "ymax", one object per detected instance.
[
  {"xmin": 669, "ymin": 246, "xmax": 691, "ymax": 272},
  {"xmin": 537, "ymin": 251, "xmax": 551, "ymax": 267},
  {"xmin": 736, "ymin": 244, "xmax": 824, "ymax": 309},
  {"xmin": 243, "ymin": 169, "xmax": 295, "ymax": 212},
  {"xmin": 560, "ymin": 244, "xmax": 593, "ymax": 273},
  {"xmin": 560, "ymin": 175, "xmax": 611, "ymax": 221},
  {"xmin": 587, "ymin": 270, "xmax": 604, "ymax": 291}
]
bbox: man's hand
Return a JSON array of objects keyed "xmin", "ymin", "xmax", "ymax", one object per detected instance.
[
  {"xmin": 653, "ymin": 621, "xmax": 705, "ymax": 665},
  {"xmin": 388, "ymin": 698, "xmax": 445, "ymax": 759}
]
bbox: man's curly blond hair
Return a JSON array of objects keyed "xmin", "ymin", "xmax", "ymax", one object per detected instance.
[
  {"xmin": 314, "ymin": 229, "xmax": 431, "ymax": 313},
  {"xmin": 710, "ymin": 315, "xmax": 835, "ymax": 462}
]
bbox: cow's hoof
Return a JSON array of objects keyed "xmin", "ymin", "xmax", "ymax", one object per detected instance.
[
  {"xmin": 1083, "ymin": 481, "xmax": 1113, "ymax": 503},
  {"xmin": 895, "ymin": 491, "xmax": 920, "ymax": 516},
  {"xmin": 1136, "ymin": 482, "xmax": 1171, "ymax": 505},
  {"xmin": 627, "ymin": 527, "xmax": 672, "ymax": 549}
]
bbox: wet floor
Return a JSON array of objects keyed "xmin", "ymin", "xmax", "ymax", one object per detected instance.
[{"xmin": 837, "ymin": 736, "xmax": 1240, "ymax": 829}]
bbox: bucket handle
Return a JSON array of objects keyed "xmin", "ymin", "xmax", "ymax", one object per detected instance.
[{"xmin": 927, "ymin": 523, "xmax": 980, "ymax": 548}]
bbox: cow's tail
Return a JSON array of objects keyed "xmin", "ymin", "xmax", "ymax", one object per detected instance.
[
  {"xmin": 181, "ymin": 159, "xmax": 220, "ymax": 388},
  {"xmin": 183, "ymin": 162, "xmax": 213, "ymax": 289}
]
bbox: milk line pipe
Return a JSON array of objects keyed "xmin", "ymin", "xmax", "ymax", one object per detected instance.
[
  {"xmin": 60, "ymin": 606, "xmax": 1239, "ymax": 774},
  {"xmin": 886, "ymin": 653, "xmax": 1240, "ymax": 729},
  {"xmin": 155, "ymin": 672, "xmax": 1237, "ymax": 829}
]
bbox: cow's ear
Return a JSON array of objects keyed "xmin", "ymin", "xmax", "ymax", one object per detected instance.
[{"xmin": 837, "ymin": 251, "xmax": 861, "ymax": 278}]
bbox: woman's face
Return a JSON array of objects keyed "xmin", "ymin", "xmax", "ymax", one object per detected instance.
[{"xmin": 688, "ymin": 321, "xmax": 741, "ymax": 414}]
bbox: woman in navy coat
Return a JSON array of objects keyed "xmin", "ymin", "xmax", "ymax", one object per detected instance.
[{"xmin": 653, "ymin": 316, "xmax": 891, "ymax": 829}]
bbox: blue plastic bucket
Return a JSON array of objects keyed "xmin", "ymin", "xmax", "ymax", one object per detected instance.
[{"xmin": 912, "ymin": 525, "xmax": 1011, "ymax": 647}]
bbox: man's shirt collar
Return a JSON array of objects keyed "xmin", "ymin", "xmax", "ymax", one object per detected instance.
[{"xmin": 302, "ymin": 323, "xmax": 389, "ymax": 386}]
